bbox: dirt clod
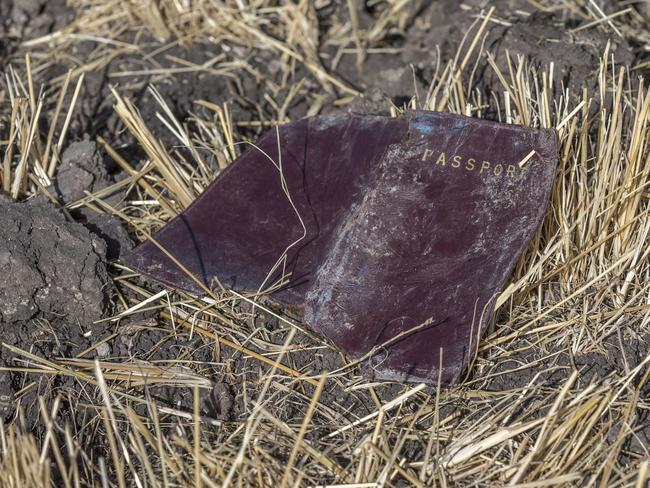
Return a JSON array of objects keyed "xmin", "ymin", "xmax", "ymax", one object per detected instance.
[
  {"xmin": 204, "ymin": 381, "xmax": 235, "ymax": 421},
  {"xmin": 0, "ymin": 197, "xmax": 110, "ymax": 326},
  {"xmin": 52, "ymin": 140, "xmax": 111, "ymax": 203},
  {"xmin": 83, "ymin": 213, "xmax": 133, "ymax": 261}
]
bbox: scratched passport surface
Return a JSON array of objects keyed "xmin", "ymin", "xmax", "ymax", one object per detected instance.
[{"xmin": 125, "ymin": 111, "xmax": 559, "ymax": 385}]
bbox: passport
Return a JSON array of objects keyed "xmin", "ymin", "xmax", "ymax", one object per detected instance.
[{"xmin": 125, "ymin": 111, "xmax": 558, "ymax": 385}]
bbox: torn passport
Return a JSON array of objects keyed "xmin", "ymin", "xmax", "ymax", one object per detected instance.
[{"xmin": 124, "ymin": 111, "xmax": 559, "ymax": 385}]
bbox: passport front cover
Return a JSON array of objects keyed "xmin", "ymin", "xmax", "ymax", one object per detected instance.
[{"xmin": 125, "ymin": 111, "xmax": 559, "ymax": 385}]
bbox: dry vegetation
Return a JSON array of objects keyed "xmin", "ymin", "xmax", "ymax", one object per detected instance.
[{"xmin": 1, "ymin": 0, "xmax": 649, "ymax": 487}]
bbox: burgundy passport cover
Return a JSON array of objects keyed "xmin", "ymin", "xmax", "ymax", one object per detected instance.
[{"xmin": 124, "ymin": 111, "xmax": 558, "ymax": 385}]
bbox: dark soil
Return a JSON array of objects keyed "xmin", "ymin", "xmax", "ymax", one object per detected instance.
[
  {"xmin": 0, "ymin": 197, "xmax": 110, "ymax": 421},
  {"xmin": 0, "ymin": 198, "xmax": 110, "ymax": 327}
]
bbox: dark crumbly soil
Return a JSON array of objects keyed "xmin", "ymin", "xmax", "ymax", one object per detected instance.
[
  {"xmin": 0, "ymin": 198, "xmax": 110, "ymax": 327},
  {"xmin": 0, "ymin": 197, "xmax": 109, "ymax": 421},
  {"xmin": 0, "ymin": 0, "xmax": 74, "ymax": 58}
]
